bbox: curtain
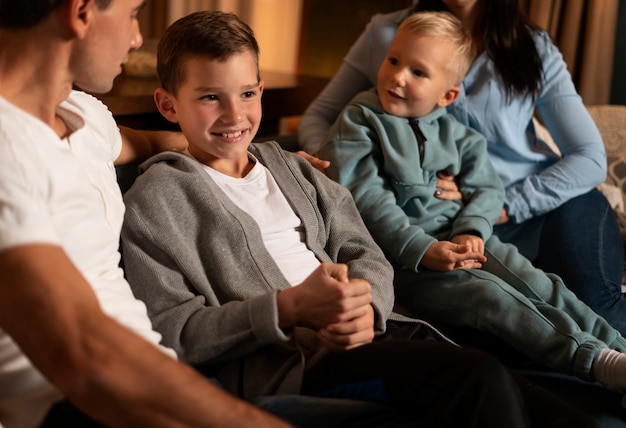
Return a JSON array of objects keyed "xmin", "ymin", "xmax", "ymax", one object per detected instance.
[
  {"xmin": 138, "ymin": 0, "xmax": 253, "ymax": 37},
  {"xmin": 136, "ymin": 1, "xmax": 301, "ymax": 74},
  {"xmin": 137, "ymin": 0, "xmax": 167, "ymax": 39},
  {"xmin": 521, "ymin": 0, "xmax": 619, "ymax": 105},
  {"xmin": 166, "ymin": 0, "xmax": 254, "ymax": 24}
]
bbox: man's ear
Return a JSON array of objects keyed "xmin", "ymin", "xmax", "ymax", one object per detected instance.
[
  {"xmin": 154, "ymin": 88, "xmax": 180, "ymax": 124},
  {"xmin": 65, "ymin": 0, "xmax": 96, "ymax": 39},
  {"xmin": 437, "ymin": 86, "xmax": 460, "ymax": 108}
]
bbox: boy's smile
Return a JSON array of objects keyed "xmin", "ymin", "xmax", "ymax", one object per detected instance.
[{"xmin": 164, "ymin": 51, "xmax": 263, "ymax": 177}]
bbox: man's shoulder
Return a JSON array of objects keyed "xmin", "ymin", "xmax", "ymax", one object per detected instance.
[
  {"xmin": 61, "ymin": 91, "xmax": 115, "ymax": 129},
  {"xmin": 0, "ymin": 97, "xmax": 58, "ymax": 164},
  {"xmin": 0, "ymin": 95, "xmax": 45, "ymax": 135}
]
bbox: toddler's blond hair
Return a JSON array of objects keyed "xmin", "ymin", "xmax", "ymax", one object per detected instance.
[{"xmin": 399, "ymin": 11, "xmax": 475, "ymax": 85}]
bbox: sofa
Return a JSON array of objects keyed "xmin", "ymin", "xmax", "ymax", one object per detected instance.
[{"xmin": 589, "ymin": 105, "xmax": 626, "ymax": 255}]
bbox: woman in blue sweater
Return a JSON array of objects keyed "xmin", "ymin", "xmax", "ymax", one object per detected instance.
[{"xmin": 303, "ymin": 0, "xmax": 626, "ymax": 336}]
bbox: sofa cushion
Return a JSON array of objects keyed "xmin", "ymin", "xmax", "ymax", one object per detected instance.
[{"xmin": 587, "ymin": 105, "xmax": 626, "ymax": 246}]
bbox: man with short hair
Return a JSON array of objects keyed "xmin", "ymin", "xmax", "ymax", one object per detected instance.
[{"xmin": 0, "ymin": 1, "xmax": 291, "ymax": 426}]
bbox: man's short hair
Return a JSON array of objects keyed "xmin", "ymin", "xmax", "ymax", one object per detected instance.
[{"xmin": 0, "ymin": 0, "xmax": 113, "ymax": 29}]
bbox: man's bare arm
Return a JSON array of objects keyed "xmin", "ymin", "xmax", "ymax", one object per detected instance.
[
  {"xmin": 116, "ymin": 126, "xmax": 188, "ymax": 166},
  {"xmin": 0, "ymin": 244, "xmax": 290, "ymax": 427}
]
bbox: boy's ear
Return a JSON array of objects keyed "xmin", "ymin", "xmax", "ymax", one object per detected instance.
[
  {"xmin": 154, "ymin": 88, "xmax": 180, "ymax": 124},
  {"xmin": 437, "ymin": 86, "xmax": 461, "ymax": 108}
]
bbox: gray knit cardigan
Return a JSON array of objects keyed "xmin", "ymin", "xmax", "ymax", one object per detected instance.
[{"xmin": 121, "ymin": 141, "xmax": 406, "ymax": 398}]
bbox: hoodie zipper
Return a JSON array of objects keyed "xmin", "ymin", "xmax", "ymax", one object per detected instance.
[{"xmin": 408, "ymin": 118, "xmax": 426, "ymax": 163}]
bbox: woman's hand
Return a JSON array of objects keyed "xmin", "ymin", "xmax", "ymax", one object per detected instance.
[
  {"xmin": 436, "ymin": 171, "xmax": 511, "ymax": 225},
  {"xmin": 495, "ymin": 207, "xmax": 510, "ymax": 224},
  {"xmin": 434, "ymin": 171, "xmax": 462, "ymax": 200},
  {"xmin": 295, "ymin": 151, "xmax": 330, "ymax": 174}
]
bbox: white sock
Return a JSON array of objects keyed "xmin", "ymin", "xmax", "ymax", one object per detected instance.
[{"xmin": 591, "ymin": 348, "xmax": 626, "ymax": 392}]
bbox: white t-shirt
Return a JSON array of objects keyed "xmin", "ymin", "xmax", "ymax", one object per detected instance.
[
  {"xmin": 203, "ymin": 158, "xmax": 321, "ymax": 285},
  {"xmin": 0, "ymin": 91, "xmax": 173, "ymax": 428}
]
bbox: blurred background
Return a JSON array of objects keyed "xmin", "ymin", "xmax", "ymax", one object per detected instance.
[{"xmin": 136, "ymin": 0, "xmax": 626, "ymax": 106}]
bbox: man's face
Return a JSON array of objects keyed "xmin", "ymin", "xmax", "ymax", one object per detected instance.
[
  {"xmin": 72, "ymin": 0, "xmax": 145, "ymax": 93},
  {"xmin": 377, "ymin": 30, "xmax": 457, "ymax": 118},
  {"xmin": 168, "ymin": 51, "xmax": 264, "ymax": 177}
]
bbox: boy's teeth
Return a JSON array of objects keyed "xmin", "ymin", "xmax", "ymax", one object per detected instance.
[{"xmin": 221, "ymin": 131, "xmax": 242, "ymax": 138}]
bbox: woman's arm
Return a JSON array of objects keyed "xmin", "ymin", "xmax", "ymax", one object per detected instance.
[
  {"xmin": 298, "ymin": 65, "xmax": 372, "ymax": 155},
  {"xmin": 505, "ymin": 33, "xmax": 606, "ymax": 223},
  {"xmin": 116, "ymin": 126, "xmax": 188, "ymax": 166}
]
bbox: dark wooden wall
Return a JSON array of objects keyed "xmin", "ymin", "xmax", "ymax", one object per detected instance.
[{"xmin": 298, "ymin": 0, "xmax": 413, "ymax": 78}]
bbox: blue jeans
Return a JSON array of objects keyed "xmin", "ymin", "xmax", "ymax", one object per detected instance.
[
  {"xmin": 394, "ymin": 235, "xmax": 626, "ymax": 381},
  {"xmin": 495, "ymin": 189, "xmax": 626, "ymax": 337}
]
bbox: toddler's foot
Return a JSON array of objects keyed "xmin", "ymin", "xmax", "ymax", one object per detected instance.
[{"xmin": 592, "ymin": 348, "xmax": 626, "ymax": 407}]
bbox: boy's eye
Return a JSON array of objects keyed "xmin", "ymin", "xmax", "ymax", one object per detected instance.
[
  {"xmin": 388, "ymin": 57, "xmax": 399, "ymax": 66},
  {"xmin": 412, "ymin": 69, "xmax": 425, "ymax": 77},
  {"xmin": 201, "ymin": 94, "xmax": 218, "ymax": 101},
  {"xmin": 242, "ymin": 91, "xmax": 256, "ymax": 98}
]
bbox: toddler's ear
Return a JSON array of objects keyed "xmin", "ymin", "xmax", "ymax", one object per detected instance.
[
  {"xmin": 438, "ymin": 86, "xmax": 460, "ymax": 108},
  {"xmin": 154, "ymin": 88, "xmax": 179, "ymax": 123}
]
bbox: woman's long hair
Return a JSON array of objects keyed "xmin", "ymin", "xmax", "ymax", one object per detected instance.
[{"xmin": 412, "ymin": 0, "xmax": 543, "ymax": 100}]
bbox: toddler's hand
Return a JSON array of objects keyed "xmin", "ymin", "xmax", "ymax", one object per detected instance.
[{"xmin": 421, "ymin": 241, "xmax": 486, "ymax": 272}]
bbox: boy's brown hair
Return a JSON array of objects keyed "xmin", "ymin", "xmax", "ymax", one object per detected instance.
[{"xmin": 157, "ymin": 10, "xmax": 260, "ymax": 95}]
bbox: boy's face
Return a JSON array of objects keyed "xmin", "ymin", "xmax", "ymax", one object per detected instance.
[
  {"xmin": 163, "ymin": 51, "xmax": 263, "ymax": 177},
  {"xmin": 377, "ymin": 30, "xmax": 458, "ymax": 118}
]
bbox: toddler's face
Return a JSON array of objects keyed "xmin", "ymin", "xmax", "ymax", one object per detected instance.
[
  {"xmin": 171, "ymin": 51, "xmax": 263, "ymax": 176},
  {"xmin": 377, "ymin": 31, "xmax": 457, "ymax": 118}
]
